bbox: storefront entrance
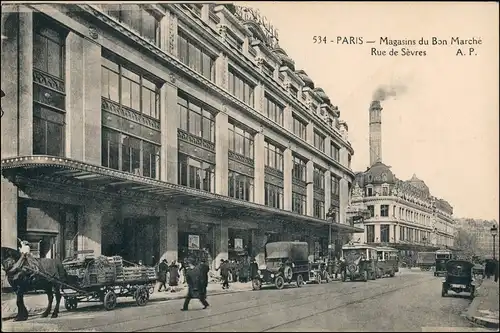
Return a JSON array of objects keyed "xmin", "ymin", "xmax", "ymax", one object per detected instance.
[
  {"xmin": 228, "ymin": 228, "xmax": 252, "ymax": 260},
  {"xmin": 121, "ymin": 217, "xmax": 160, "ymax": 266}
]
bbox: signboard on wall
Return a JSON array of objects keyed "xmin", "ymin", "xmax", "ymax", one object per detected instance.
[
  {"xmin": 234, "ymin": 238, "xmax": 243, "ymax": 250},
  {"xmin": 188, "ymin": 235, "xmax": 200, "ymax": 250}
]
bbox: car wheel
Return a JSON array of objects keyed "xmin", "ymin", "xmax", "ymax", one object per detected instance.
[
  {"xmin": 252, "ymin": 278, "xmax": 262, "ymax": 291},
  {"xmin": 275, "ymin": 276, "xmax": 285, "ymax": 290},
  {"xmin": 296, "ymin": 274, "xmax": 304, "ymax": 287}
]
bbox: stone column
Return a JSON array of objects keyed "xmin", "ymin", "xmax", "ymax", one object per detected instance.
[
  {"xmin": 254, "ymin": 84, "xmax": 265, "ymax": 113},
  {"xmin": 215, "ymin": 53, "xmax": 228, "ymax": 90},
  {"xmin": 394, "ymin": 225, "xmax": 400, "ymax": 242},
  {"xmin": 306, "ymin": 122, "xmax": 314, "ymax": 146},
  {"xmin": 283, "ymin": 104, "xmax": 293, "ymax": 131},
  {"xmin": 201, "ymin": 4, "xmax": 210, "ymax": 22},
  {"xmin": 65, "ymin": 33, "xmax": 83, "ymax": 160},
  {"xmin": 160, "ymin": 9, "xmax": 177, "ymax": 57},
  {"xmin": 324, "ymin": 171, "xmax": 331, "ymax": 215},
  {"xmin": 78, "ymin": 202, "xmax": 107, "ymax": 257},
  {"xmin": 18, "ymin": 8, "xmax": 33, "ymax": 156},
  {"xmin": 83, "ymin": 39, "xmax": 102, "ymax": 164},
  {"xmin": 159, "ymin": 209, "xmax": 178, "ymax": 263},
  {"xmin": 306, "ymin": 160, "xmax": 314, "ymax": 216},
  {"xmin": 215, "ymin": 111, "xmax": 228, "ymax": 195},
  {"xmin": 251, "ymin": 229, "xmax": 267, "ymax": 267},
  {"xmin": 1, "ymin": 179, "xmax": 17, "ymax": 249},
  {"xmin": 283, "ymin": 148, "xmax": 293, "ymax": 211},
  {"xmin": 254, "ymin": 132, "xmax": 265, "ymax": 204},
  {"xmin": 214, "ymin": 223, "xmax": 229, "ymax": 264},
  {"xmin": 374, "ymin": 224, "xmax": 381, "ymax": 243},
  {"xmin": 324, "ymin": 136, "xmax": 331, "ymax": 157},
  {"xmin": 308, "ymin": 236, "xmax": 315, "ymax": 262},
  {"xmin": 160, "ymin": 77, "xmax": 179, "ymax": 183},
  {"xmin": 339, "ymin": 177, "xmax": 349, "ymax": 224}
]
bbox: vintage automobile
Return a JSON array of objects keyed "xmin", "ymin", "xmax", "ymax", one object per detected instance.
[
  {"xmin": 340, "ymin": 243, "xmax": 378, "ymax": 282},
  {"xmin": 309, "ymin": 261, "xmax": 330, "ymax": 284},
  {"xmin": 416, "ymin": 252, "xmax": 435, "ymax": 271},
  {"xmin": 251, "ymin": 241, "xmax": 310, "ymax": 290},
  {"xmin": 434, "ymin": 249, "xmax": 453, "ymax": 276},
  {"xmin": 441, "ymin": 260, "xmax": 476, "ymax": 299},
  {"xmin": 375, "ymin": 246, "xmax": 399, "ymax": 278}
]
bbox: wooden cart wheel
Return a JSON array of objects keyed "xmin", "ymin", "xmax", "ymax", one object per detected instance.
[
  {"xmin": 252, "ymin": 278, "xmax": 262, "ymax": 291},
  {"xmin": 104, "ymin": 290, "xmax": 117, "ymax": 311},
  {"xmin": 275, "ymin": 276, "xmax": 285, "ymax": 290},
  {"xmin": 296, "ymin": 274, "xmax": 304, "ymax": 287},
  {"xmin": 135, "ymin": 287, "xmax": 149, "ymax": 307},
  {"xmin": 64, "ymin": 297, "xmax": 78, "ymax": 311}
]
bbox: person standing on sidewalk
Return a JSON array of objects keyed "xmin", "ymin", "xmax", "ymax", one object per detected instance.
[
  {"xmin": 157, "ymin": 259, "xmax": 168, "ymax": 292},
  {"xmin": 216, "ymin": 259, "xmax": 230, "ymax": 289},
  {"xmin": 181, "ymin": 259, "xmax": 209, "ymax": 311}
]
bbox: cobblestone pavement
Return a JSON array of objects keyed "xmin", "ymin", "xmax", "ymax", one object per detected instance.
[{"xmin": 1, "ymin": 270, "xmax": 481, "ymax": 332}]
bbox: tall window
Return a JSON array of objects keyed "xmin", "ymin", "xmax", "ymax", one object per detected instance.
[
  {"xmin": 292, "ymin": 192, "xmax": 307, "ymax": 215},
  {"xmin": 265, "ymin": 141, "xmax": 283, "ymax": 171},
  {"xmin": 400, "ymin": 226, "xmax": 405, "ymax": 241},
  {"xmin": 228, "ymin": 67, "xmax": 254, "ymax": 106},
  {"xmin": 99, "ymin": 4, "xmax": 159, "ymax": 45},
  {"xmin": 289, "ymin": 85, "xmax": 298, "ymax": 98},
  {"xmin": 381, "ymin": 205, "xmax": 389, "ymax": 217},
  {"xmin": 177, "ymin": 31, "xmax": 215, "ymax": 81},
  {"xmin": 331, "ymin": 177, "xmax": 339, "ymax": 197},
  {"xmin": 33, "ymin": 21, "xmax": 66, "ymax": 156},
  {"xmin": 228, "ymin": 122, "xmax": 254, "ymax": 159},
  {"xmin": 313, "ymin": 131, "xmax": 325, "ymax": 152},
  {"xmin": 178, "ymin": 153, "xmax": 215, "ymax": 192},
  {"xmin": 102, "ymin": 127, "xmax": 160, "ymax": 179},
  {"xmin": 102, "ymin": 56, "xmax": 160, "ymax": 119},
  {"xmin": 265, "ymin": 183, "xmax": 283, "ymax": 209},
  {"xmin": 228, "ymin": 171, "xmax": 254, "ymax": 201},
  {"xmin": 366, "ymin": 225, "xmax": 375, "ymax": 243},
  {"xmin": 382, "ymin": 186, "xmax": 389, "ymax": 196},
  {"xmin": 348, "ymin": 154, "xmax": 352, "ymax": 168},
  {"xmin": 178, "ymin": 94, "xmax": 215, "ymax": 142},
  {"xmin": 330, "ymin": 143, "xmax": 340, "ymax": 161},
  {"xmin": 264, "ymin": 95, "xmax": 284, "ymax": 126},
  {"xmin": 292, "ymin": 156, "xmax": 306, "ymax": 181},
  {"xmin": 313, "ymin": 167, "xmax": 325, "ymax": 190},
  {"xmin": 367, "ymin": 205, "xmax": 374, "ymax": 217},
  {"xmin": 380, "ymin": 225, "xmax": 390, "ymax": 242},
  {"xmin": 292, "ymin": 116, "xmax": 307, "ymax": 140},
  {"xmin": 367, "ymin": 187, "xmax": 373, "ymax": 196},
  {"xmin": 313, "ymin": 199, "xmax": 325, "ymax": 219}
]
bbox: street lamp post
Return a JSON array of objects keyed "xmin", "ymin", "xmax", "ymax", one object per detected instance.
[
  {"xmin": 491, "ymin": 225, "xmax": 498, "ymax": 260},
  {"xmin": 1, "ymin": 89, "xmax": 5, "ymax": 118}
]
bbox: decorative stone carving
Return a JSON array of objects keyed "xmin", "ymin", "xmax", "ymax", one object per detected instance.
[
  {"xmin": 168, "ymin": 12, "xmax": 176, "ymax": 55},
  {"xmin": 221, "ymin": 54, "xmax": 228, "ymax": 88},
  {"xmin": 352, "ymin": 183, "xmax": 363, "ymax": 198},
  {"xmin": 177, "ymin": 128, "xmax": 215, "ymax": 152},
  {"xmin": 169, "ymin": 73, "xmax": 176, "ymax": 83},
  {"xmin": 228, "ymin": 150, "xmax": 253, "ymax": 166},
  {"xmin": 101, "ymin": 98, "xmax": 160, "ymax": 131},
  {"xmin": 217, "ymin": 24, "xmax": 228, "ymax": 39},
  {"xmin": 264, "ymin": 165, "xmax": 283, "ymax": 179},
  {"xmin": 33, "ymin": 69, "xmax": 65, "ymax": 93},
  {"xmin": 88, "ymin": 26, "xmax": 99, "ymax": 39}
]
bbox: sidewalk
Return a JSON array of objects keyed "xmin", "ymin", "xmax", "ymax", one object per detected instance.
[
  {"xmin": 1, "ymin": 282, "xmax": 252, "ymax": 321},
  {"xmin": 465, "ymin": 279, "xmax": 499, "ymax": 329}
]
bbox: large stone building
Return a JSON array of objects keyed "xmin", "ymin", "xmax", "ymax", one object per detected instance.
[
  {"xmin": 455, "ymin": 218, "xmax": 499, "ymax": 259},
  {"xmin": 347, "ymin": 101, "xmax": 456, "ymax": 255},
  {"xmin": 1, "ymin": 3, "xmax": 361, "ymax": 273}
]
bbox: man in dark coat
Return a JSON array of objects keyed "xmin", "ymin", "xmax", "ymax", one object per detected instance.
[
  {"xmin": 157, "ymin": 259, "xmax": 168, "ymax": 292},
  {"xmin": 198, "ymin": 259, "xmax": 210, "ymax": 300},
  {"xmin": 217, "ymin": 259, "xmax": 230, "ymax": 289},
  {"xmin": 181, "ymin": 260, "xmax": 209, "ymax": 311},
  {"xmin": 168, "ymin": 261, "xmax": 180, "ymax": 291}
]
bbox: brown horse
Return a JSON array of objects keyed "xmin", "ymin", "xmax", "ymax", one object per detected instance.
[{"xmin": 1, "ymin": 247, "xmax": 67, "ymax": 321}]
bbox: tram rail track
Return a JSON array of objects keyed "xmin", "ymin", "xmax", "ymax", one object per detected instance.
[{"xmin": 131, "ymin": 276, "xmax": 433, "ymax": 332}]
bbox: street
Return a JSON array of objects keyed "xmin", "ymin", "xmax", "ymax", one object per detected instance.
[{"xmin": 2, "ymin": 270, "xmax": 481, "ymax": 332}]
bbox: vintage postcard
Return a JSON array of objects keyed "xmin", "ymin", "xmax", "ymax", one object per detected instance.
[{"xmin": 1, "ymin": 1, "xmax": 498, "ymax": 332}]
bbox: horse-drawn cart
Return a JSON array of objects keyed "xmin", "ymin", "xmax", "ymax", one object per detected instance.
[{"xmin": 61, "ymin": 251, "xmax": 157, "ymax": 311}]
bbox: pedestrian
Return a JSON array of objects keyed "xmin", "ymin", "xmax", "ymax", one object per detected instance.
[
  {"xmin": 168, "ymin": 260, "xmax": 180, "ymax": 292},
  {"xmin": 157, "ymin": 259, "xmax": 168, "ymax": 292},
  {"xmin": 216, "ymin": 259, "xmax": 230, "ymax": 289},
  {"xmin": 181, "ymin": 259, "xmax": 209, "ymax": 311},
  {"xmin": 199, "ymin": 258, "xmax": 210, "ymax": 303}
]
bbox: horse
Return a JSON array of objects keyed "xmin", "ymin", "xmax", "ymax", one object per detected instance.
[{"xmin": 1, "ymin": 247, "xmax": 68, "ymax": 321}]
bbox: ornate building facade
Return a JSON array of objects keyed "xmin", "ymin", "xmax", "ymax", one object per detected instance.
[
  {"xmin": 346, "ymin": 102, "xmax": 455, "ymax": 254},
  {"xmin": 1, "ymin": 3, "xmax": 360, "ymax": 274}
]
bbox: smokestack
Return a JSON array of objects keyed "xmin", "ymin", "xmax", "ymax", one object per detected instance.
[{"xmin": 369, "ymin": 100, "xmax": 383, "ymax": 166}]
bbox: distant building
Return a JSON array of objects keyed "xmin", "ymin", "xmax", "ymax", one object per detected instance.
[
  {"xmin": 456, "ymin": 218, "xmax": 499, "ymax": 258},
  {"xmin": 346, "ymin": 101, "xmax": 456, "ymax": 255}
]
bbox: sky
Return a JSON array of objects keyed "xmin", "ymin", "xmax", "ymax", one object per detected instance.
[{"xmin": 243, "ymin": 1, "xmax": 499, "ymax": 221}]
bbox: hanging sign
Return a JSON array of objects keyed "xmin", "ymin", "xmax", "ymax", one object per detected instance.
[{"xmin": 188, "ymin": 235, "xmax": 200, "ymax": 250}]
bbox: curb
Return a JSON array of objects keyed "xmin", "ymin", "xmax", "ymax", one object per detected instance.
[
  {"xmin": 465, "ymin": 315, "xmax": 500, "ymax": 330},
  {"xmin": 1, "ymin": 287, "xmax": 251, "ymax": 322}
]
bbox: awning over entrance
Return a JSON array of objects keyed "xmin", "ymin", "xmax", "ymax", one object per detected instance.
[
  {"xmin": 368, "ymin": 241, "xmax": 440, "ymax": 252},
  {"xmin": 2, "ymin": 156, "xmax": 363, "ymax": 233}
]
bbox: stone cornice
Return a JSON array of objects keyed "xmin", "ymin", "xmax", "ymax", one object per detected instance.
[
  {"xmin": 74, "ymin": 4, "xmax": 355, "ymax": 177},
  {"xmin": 280, "ymin": 66, "xmax": 305, "ymax": 87},
  {"xmin": 352, "ymin": 195, "xmax": 434, "ymax": 213},
  {"xmin": 212, "ymin": 5, "xmax": 253, "ymax": 38},
  {"xmin": 166, "ymin": 4, "xmax": 353, "ymax": 154}
]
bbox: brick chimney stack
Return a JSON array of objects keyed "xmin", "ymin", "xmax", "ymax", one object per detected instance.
[{"xmin": 369, "ymin": 100, "xmax": 383, "ymax": 166}]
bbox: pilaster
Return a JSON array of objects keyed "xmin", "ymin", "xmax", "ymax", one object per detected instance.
[
  {"xmin": 339, "ymin": 177, "xmax": 349, "ymax": 224},
  {"xmin": 254, "ymin": 132, "xmax": 265, "ymax": 204},
  {"xmin": 161, "ymin": 78, "xmax": 179, "ymax": 183},
  {"xmin": 18, "ymin": 8, "xmax": 33, "ymax": 156},
  {"xmin": 325, "ymin": 171, "xmax": 332, "ymax": 214},
  {"xmin": 215, "ymin": 53, "xmax": 228, "ymax": 90},
  {"xmin": 215, "ymin": 111, "xmax": 229, "ymax": 195},
  {"xmin": 1, "ymin": 179, "xmax": 18, "ymax": 249},
  {"xmin": 306, "ymin": 160, "xmax": 314, "ymax": 216},
  {"xmin": 160, "ymin": 10, "xmax": 178, "ymax": 57},
  {"xmin": 82, "ymin": 39, "xmax": 102, "ymax": 164},
  {"xmin": 306, "ymin": 122, "xmax": 314, "ymax": 146},
  {"xmin": 283, "ymin": 104, "xmax": 293, "ymax": 132},
  {"xmin": 159, "ymin": 209, "xmax": 179, "ymax": 263},
  {"xmin": 78, "ymin": 202, "xmax": 109, "ymax": 257},
  {"xmin": 374, "ymin": 224, "xmax": 381, "ymax": 243},
  {"xmin": 214, "ymin": 223, "xmax": 229, "ymax": 265},
  {"xmin": 283, "ymin": 148, "xmax": 293, "ymax": 211},
  {"xmin": 254, "ymin": 83, "xmax": 265, "ymax": 113}
]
